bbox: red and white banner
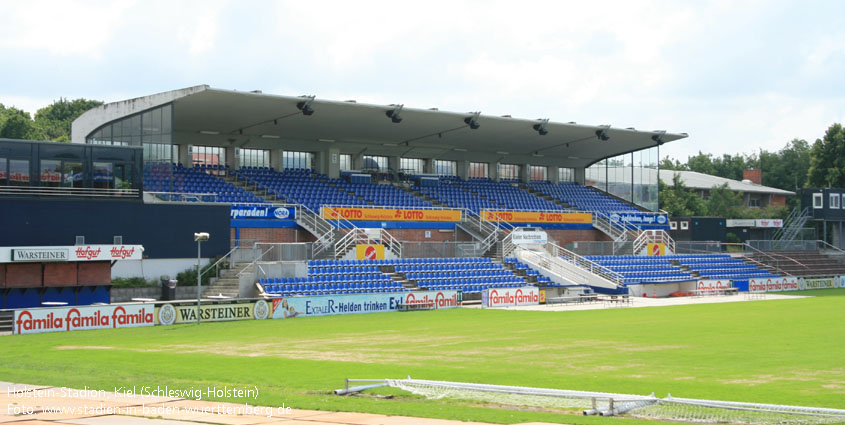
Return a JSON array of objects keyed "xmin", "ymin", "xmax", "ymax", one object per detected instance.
[
  {"xmin": 14, "ymin": 304, "xmax": 155, "ymax": 334},
  {"xmin": 748, "ymin": 277, "xmax": 798, "ymax": 293},
  {"xmin": 403, "ymin": 290, "xmax": 461, "ymax": 309},
  {"xmin": 482, "ymin": 287, "xmax": 540, "ymax": 307},
  {"xmin": 696, "ymin": 279, "xmax": 732, "ymax": 295},
  {"xmin": 755, "ymin": 219, "xmax": 783, "ymax": 228}
]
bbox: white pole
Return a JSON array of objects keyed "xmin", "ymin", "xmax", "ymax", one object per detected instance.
[{"xmin": 197, "ymin": 240, "xmax": 201, "ymax": 325}]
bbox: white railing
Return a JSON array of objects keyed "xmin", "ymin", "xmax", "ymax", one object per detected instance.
[
  {"xmin": 633, "ymin": 229, "xmax": 676, "ymax": 255},
  {"xmin": 295, "ymin": 205, "xmax": 337, "ymax": 258},
  {"xmin": 543, "ymin": 242, "xmax": 624, "ymax": 287}
]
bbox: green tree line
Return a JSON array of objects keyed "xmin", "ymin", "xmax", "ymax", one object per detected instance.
[
  {"xmin": 659, "ymin": 123, "xmax": 845, "ymax": 218},
  {"xmin": 0, "ymin": 98, "xmax": 103, "ymax": 142}
]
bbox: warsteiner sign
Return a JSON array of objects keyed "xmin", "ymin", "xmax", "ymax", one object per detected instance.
[{"xmin": 156, "ymin": 301, "xmax": 267, "ymax": 325}]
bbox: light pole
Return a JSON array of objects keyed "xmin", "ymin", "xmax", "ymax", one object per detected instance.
[{"xmin": 194, "ymin": 232, "xmax": 210, "ymax": 325}]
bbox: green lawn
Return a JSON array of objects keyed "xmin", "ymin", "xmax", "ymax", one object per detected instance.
[{"xmin": 2, "ymin": 295, "xmax": 844, "ymax": 425}]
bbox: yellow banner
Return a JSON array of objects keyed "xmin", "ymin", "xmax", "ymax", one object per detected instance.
[
  {"xmin": 356, "ymin": 244, "xmax": 385, "ymax": 260},
  {"xmin": 480, "ymin": 210, "xmax": 592, "ymax": 224},
  {"xmin": 647, "ymin": 243, "xmax": 666, "ymax": 256},
  {"xmin": 321, "ymin": 207, "xmax": 461, "ymax": 222},
  {"xmin": 539, "ymin": 290, "xmax": 546, "ymax": 304}
]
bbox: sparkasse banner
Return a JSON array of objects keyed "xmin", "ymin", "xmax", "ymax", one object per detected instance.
[
  {"xmin": 481, "ymin": 287, "xmax": 540, "ymax": 307},
  {"xmin": 748, "ymin": 277, "xmax": 799, "ymax": 292},
  {"xmin": 14, "ymin": 305, "xmax": 155, "ymax": 334}
]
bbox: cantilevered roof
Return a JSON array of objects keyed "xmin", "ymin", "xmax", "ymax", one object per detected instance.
[{"xmin": 74, "ymin": 85, "xmax": 688, "ymax": 169}]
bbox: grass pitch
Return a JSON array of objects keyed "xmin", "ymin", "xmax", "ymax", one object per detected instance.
[{"xmin": 2, "ymin": 294, "xmax": 844, "ymax": 424}]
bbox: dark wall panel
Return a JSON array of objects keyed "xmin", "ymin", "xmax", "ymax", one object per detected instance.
[{"xmin": 0, "ymin": 200, "xmax": 230, "ymax": 258}]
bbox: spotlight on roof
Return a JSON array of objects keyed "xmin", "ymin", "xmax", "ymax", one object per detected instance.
[
  {"xmin": 385, "ymin": 104, "xmax": 404, "ymax": 124},
  {"xmin": 595, "ymin": 125, "xmax": 610, "ymax": 141},
  {"xmin": 651, "ymin": 130, "xmax": 666, "ymax": 145},
  {"xmin": 533, "ymin": 118, "xmax": 550, "ymax": 136},
  {"xmin": 464, "ymin": 111, "xmax": 481, "ymax": 130},
  {"xmin": 296, "ymin": 95, "xmax": 315, "ymax": 116}
]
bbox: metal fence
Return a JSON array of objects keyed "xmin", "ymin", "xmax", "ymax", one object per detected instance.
[
  {"xmin": 747, "ymin": 239, "xmax": 822, "ymax": 252},
  {"xmin": 254, "ymin": 243, "xmax": 313, "ymax": 262},
  {"xmin": 401, "ymin": 242, "xmax": 485, "ymax": 258}
]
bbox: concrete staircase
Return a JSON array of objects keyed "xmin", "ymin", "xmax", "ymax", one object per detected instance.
[{"xmin": 203, "ymin": 263, "xmax": 251, "ymax": 298}]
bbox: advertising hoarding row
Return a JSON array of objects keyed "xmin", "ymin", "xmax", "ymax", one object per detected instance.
[
  {"xmin": 748, "ymin": 277, "xmax": 800, "ymax": 292},
  {"xmin": 3, "ymin": 245, "xmax": 144, "ymax": 263},
  {"xmin": 695, "ymin": 279, "xmax": 733, "ymax": 295},
  {"xmin": 14, "ymin": 304, "xmax": 155, "ymax": 334}
]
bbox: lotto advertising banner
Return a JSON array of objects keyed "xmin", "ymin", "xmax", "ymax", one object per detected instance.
[
  {"xmin": 14, "ymin": 305, "xmax": 155, "ymax": 334},
  {"xmin": 230, "ymin": 205, "xmax": 295, "ymax": 220},
  {"xmin": 748, "ymin": 277, "xmax": 799, "ymax": 292},
  {"xmin": 321, "ymin": 207, "xmax": 461, "ymax": 222},
  {"xmin": 155, "ymin": 300, "xmax": 269, "ymax": 325},
  {"xmin": 270, "ymin": 290, "xmax": 461, "ymax": 319},
  {"xmin": 481, "ymin": 211, "xmax": 592, "ymax": 224},
  {"xmin": 696, "ymin": 279, "xmax": 732, "ymax": 295},
  {"xmin": 610, "ymin": 212, "xmax": 669, "ymax": 227},
  {"xmin": 481, "ymin": 287, "xmax": 540, "ymax": 308},
  {"xmin": 804, "ymin": 277, "xmax": 838, "ymax": 289},
  {"xmin": 356, "ymin": 244, "xmax": 385, "ymax": 260}
]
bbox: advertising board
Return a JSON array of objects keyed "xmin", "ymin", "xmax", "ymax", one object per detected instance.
[
  {"xmin": 481, "ymin": 287, "xmax": 540, "ymax": 307},
  {"xmin": 609, "ymin": 212, "xmax": 669, "ymax": 226},
  {"xmin": 355, "ymin": 244, "xmax": 385, "ymax": 260},
  {"xmin": 511, "ymin": 228, "xmax": 548, "ymax": 245},
  {"xmin": 748, "ymin": 277, "xmax": 799, "ymax": 292},
  {"xmin": 321, "ymin": 207, "xmax": 461, "ymax": 222},
  {"xmin": 270, "ymin": 290, "xmax": 461, "ymax": 319},
  {"xmin": 696, "ymin": 279, "xmax": 732, "ymax": 295},
  {"xmin": 14, "ymin": 304, "xmax": 155, "ymax": 334},
  {"xmin": 155, "ymin": 300, "xmax": 269, "ymax": 325},
  {"xmin": 804, "ymin": 277, "xmax": 838, "ymax": 289},
  {"xmin": 230, "ymin": 205, "xmax": 295, "ymax": 220},
  {"xmin": 481, "ymin": 211, "xmax": 592, "ymax": 224}
]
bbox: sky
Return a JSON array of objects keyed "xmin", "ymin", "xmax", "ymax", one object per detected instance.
[{"xmin": 1, "ymin": 0, "xmax": 844, "ymax": 161}]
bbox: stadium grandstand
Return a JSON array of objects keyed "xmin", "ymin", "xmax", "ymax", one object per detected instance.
[{"xmin": 0, "ymin": 84, "xmax": 839, "ymax": 313}]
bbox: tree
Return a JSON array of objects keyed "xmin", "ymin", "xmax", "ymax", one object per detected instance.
[
  {"xmin": 659, "ymin": 173, "xmax": 707, "ymax": 217},
  {"xmin": 34, "ymin": 98, "xmax": 103, "ymax": 142},
  {"xmin": 706, "ymin": 183, "xmax": 744, "ymax": 218},
  {"xmin": 0, "ymin": 105, "xmax": 40, "ymax": 140},
  {"xmin": 807, "ymin": 123, "xmax": 845, "ymax": 188}
]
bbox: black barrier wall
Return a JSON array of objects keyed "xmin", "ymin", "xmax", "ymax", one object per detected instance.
[{"xmin": 0, "ymin": 200, "xmax": 230, "ymax": 258}]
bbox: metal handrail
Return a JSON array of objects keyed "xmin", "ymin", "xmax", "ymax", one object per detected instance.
[
  {"xmin": 236, "ymin": 245, "xmax": 277, "ymax": 277},
  {"xmin": 737, "ymin": 243, "xmax": 792, "ymax": 277},
  {"xmin": 0, "ymin": 186, "xmax": 140, "ymax": 197},
  {"xmin": 543, "ymin": 241, "xmax": 624, "ymax": 286}
]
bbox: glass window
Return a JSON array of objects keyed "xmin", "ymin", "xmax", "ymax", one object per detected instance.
[
  {"xmin": 0, "ymin": 158, "xmax": 6, "ymax": 186},
  {"xmin": 362, "ymin": 155, "xmax": 388, "ymax": 171},
  {"xmin": 40, "ymin": 160, "xmax": 61, "ymax": 187},
  {"xmin": 283, "ymin": 151, "xmax": 314, "ymax": 170},
  {"xmin": 339, "ymin": 154, "xmax": 352, "ymax": 171},
  {"xmin": 9, "ymin": 159, "xmax": 29, "ymax": 186},
  {"xmin": 748, "ymin": 198, "xmax": 761, "ymax": 208},
  {"xmin": 529, "ymin": 165, "xmax": 547, "ymax": 181},
  {"xmin": 559, "ymin": 167, "xmax": 574, "ymax": 182},
  {"xmin": 813, "ymin": 193, "xmax": 823, "ymax": 209},
  {"xmin": 434, "ymin": 160, "xmax": 456, "ymax": 176},
  {"xmin": 193, "ymin": 145, "xmax": 225, "ymax": 168},
  {"xmin": 239, "ymin": 148, "xmax": 270, "ymax": 168},
  {"xmin": 469, "ymin": 162, "xmax": 488, "ymax": 178},
  {"xmin": 114, "ymin": 163, "xmax": 133, "ymax": 189},
  {"xmin": 830, "ymin": 193, "xmax": 841, "ymax": 209},
  {"xmin": 93, "ymin": 162, "xmax": 114, "ymax": 189},
  {"xmin": 63, "ymin": 162, "xmax": 83, "ymax": 188},
  {"xmin": 400, "ymin": 157, "xmax": 424, "ymax": 174},
  {"xmin": 498, "ymin": 163, "xmax": 520, "ymax": 180}
]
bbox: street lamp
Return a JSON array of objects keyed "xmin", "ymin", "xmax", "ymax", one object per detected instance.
[{"xmin": 194, "ymin": 232, "xmax": 210, "ymax": 325}]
